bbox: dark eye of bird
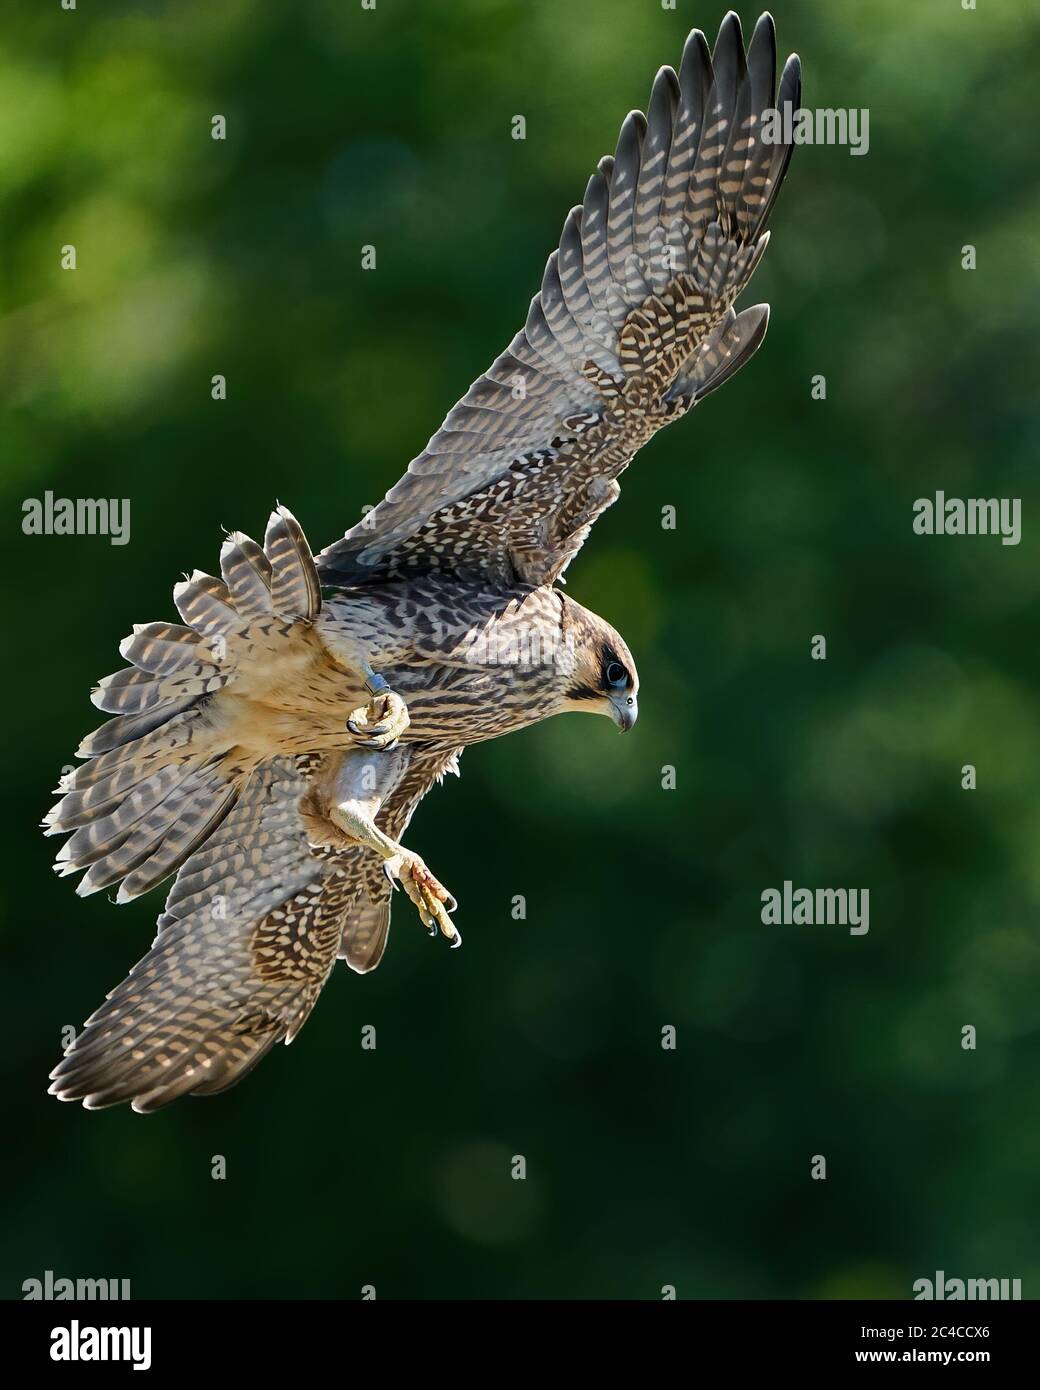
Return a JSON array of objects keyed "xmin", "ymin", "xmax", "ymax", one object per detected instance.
[{"xmin": 605, "ymin": 662, "xmax": 627, "ymax": 688}]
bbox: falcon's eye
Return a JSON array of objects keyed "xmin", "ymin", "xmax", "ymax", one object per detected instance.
[{"xmin": 605, "ymin": 662, "xmax": 628, "ymax": 689}]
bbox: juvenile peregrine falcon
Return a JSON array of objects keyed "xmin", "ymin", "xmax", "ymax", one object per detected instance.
[{"xmin": 47, "ymin": 13, "xmax": 799, "ymax": 1110}]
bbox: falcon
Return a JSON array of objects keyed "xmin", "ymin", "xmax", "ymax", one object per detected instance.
[{"xmin": 47, "ymin": 12, "xmax": 800, "ymax": 1110}]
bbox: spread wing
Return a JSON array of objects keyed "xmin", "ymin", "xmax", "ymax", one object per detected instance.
[
  {"xmin": 49, "ymin": 746, "xmax": 459, "ymax": 1111},
  {"xmin": 318, "ymin": 13, "xmax": 800, "ymax": 590}
]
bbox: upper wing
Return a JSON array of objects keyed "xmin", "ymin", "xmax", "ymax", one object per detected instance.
[{"xmin": 318, "ymin": 12, "xmax": 800, "ymax": 590}]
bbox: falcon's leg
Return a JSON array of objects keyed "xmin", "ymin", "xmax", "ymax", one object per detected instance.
[{"xmin": 325, "ymin": 748, "xmax": 459, "ymax": 946}]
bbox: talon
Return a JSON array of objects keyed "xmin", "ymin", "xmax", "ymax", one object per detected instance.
[
  {"xmin": 385, "ymin": 852, "xmax": 458, "ymax": 944},
  {"xmin": 346, "ymin": 688, "xmax": 410, "ymax": 749}
]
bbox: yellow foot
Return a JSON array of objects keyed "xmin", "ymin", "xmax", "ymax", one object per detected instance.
[
  {"xmin": 346, "ymin": 690, "xmax": 410, "ymax": 751},
  {"xmin": 385, "ymin": 852, "xmax": 460, "ymax": 946}
]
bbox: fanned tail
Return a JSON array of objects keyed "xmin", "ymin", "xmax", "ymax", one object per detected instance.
[{"xmin": 45, "ymin": 505, "xmax": 322, "ymax": 903}]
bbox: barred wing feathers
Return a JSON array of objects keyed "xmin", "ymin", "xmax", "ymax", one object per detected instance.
[
  {"xmin": 318, "ymin": 12, "xmax": 800, "ymax": 589},
  {"xmin": 49, "ymin": 758, "xmax": 344, "ymax": 1111},
  {"xmin": 49, "ymin": 746, "xmax": 461, "ymax": 1110}
]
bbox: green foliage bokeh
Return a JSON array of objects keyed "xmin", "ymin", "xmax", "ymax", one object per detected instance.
[{"xmin": 2, "ymin": 0, "xmax": 1039, "ymax": 1299}]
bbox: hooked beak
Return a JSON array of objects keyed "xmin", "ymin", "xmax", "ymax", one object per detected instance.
[{"xmin": 609, "ymin": 691, "xmax": 638, "ymax": 733}]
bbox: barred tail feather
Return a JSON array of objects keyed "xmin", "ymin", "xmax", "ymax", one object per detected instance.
[
  {"xmin": 91, "ymin": 662, "xmax": 224, "ymax": 717},
  {"xmin": 74, "ymin": 699, "xmax": 199, "ymax": 759},
  {"xmin": 265, "ymin": 504, "xmax": 322, "ymax": 619},
  {"xmin": 59, "ymin": 757, "xmax": 234, "ymax": 901},
  {"xmin": 46, "ymin": 504, "xmax": 322, "ymax": 905},
  {"xmin": 219, "ymin": 531, "xmax": 272, "ymax": 619},
  {"xmin": 118, "ymin": 622, "xmax": 203, "ymax": 675}
]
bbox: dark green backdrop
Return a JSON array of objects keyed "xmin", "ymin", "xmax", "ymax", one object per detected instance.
[{"xmin": 2, "ymin": 0, "xmax": 1038, "ymax": 1298}]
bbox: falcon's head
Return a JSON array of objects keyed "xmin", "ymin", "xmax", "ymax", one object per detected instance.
[{"xmin": 558, "ymin": 597, "xmax": 639, "ymax": 733}]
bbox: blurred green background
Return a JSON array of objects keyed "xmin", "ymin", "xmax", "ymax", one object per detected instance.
[{"xmin": 2, "ymin": 0, "xmax": 1039, "ymax": 1299}]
